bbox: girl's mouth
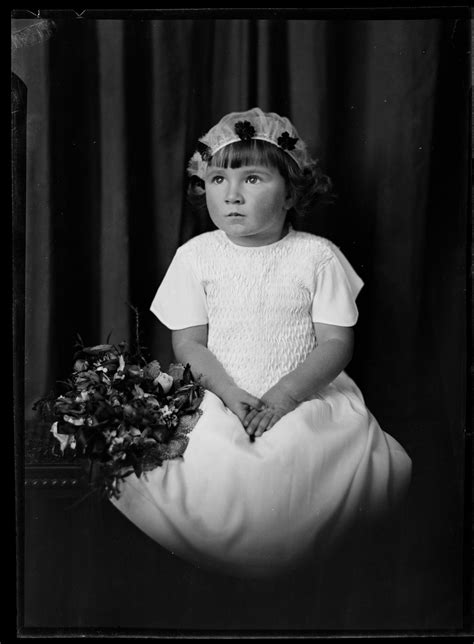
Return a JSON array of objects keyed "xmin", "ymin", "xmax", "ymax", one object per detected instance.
[{"xmin": 226, "ymin": 212, "xmax": 244, "ymax": 217}]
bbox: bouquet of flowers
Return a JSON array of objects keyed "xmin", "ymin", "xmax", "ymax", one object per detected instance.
[{"xmin": 34, "ymin": 335, "xmax": 204, "ymax": 499}]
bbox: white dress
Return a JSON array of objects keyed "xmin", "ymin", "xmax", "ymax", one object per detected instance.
[{"xmin": 111, "ymin": 228, "xmax": 412, "ymax": 579}]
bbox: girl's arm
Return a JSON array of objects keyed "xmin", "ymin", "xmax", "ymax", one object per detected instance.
[
  {"xmin": 244, "ymin": 323, "xmax": 354, "ymax": 437},
  {"xmin": 280, "ymin": 322, "xmax": 354, "ymax": 401},
  {"xmin": 172, "ymin": 326, "xmax": 265, "ymax": 422}
]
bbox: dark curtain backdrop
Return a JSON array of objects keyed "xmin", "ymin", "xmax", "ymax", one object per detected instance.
[
  {"xmin": 13, "ymin": 17, "xmax": 468, "ymax": 448},
  {"xmin": 13, "ymin": 14, "xmax": 469, "ymax": 628}
]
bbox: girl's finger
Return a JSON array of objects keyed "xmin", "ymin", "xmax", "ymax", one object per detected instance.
[
  {"xmin": 254, "ymin": 411, "xmax": 274, "ymax": 437},
  {"xmin": 265, "ymin": 413, "xmax": 282, "ymax": 432},
  {"xmin": 245, "ymin": 394, "xmax": 265, "ymax": 411},
  {"xmin": 243, "ymin": 408, "xmax": 259, "ymax": 428},
  {"xmin": 247, "ymin": 410, "xmax": 267, "ymax": 435},
  {"xmin": 256, "ymin": 412, "xmax": 281, "ymax": 435}
]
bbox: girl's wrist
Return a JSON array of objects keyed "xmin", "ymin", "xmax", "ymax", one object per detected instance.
[
  {"xmin": 214, "ymin": 380, "xmax": 239, "ymax": 403},
  {"xmin": 277, "ymin": 377, "xmax": 305, "ymax": 404}
]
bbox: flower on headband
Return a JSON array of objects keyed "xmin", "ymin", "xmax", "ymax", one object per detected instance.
[
  {"xmin": 196, "ymin": 141, "xmax": 212, "ymax": 162},
  {"xmin": 277, "ymin": 131, "xmax": 298, "ymax": 151},
  {"xmin": 234, "ymin": 120, "xmax": 256, "ymax": 141}
]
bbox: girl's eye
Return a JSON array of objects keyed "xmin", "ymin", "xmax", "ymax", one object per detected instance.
[
  {"xmin": 210, "ymin": 175, "xmax": 224, "ymax": 184},
  {"xmin": 246, "ymin": 175, "xmax": 261, "ymax": 184}
]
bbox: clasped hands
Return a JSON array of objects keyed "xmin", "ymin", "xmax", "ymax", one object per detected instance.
[{"xmin": 222, "ymin": 382, "xmax": 300, "ymax": 441}]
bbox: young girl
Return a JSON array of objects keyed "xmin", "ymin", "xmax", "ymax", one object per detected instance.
[{"xmin": 112, "ymin": 107, "xmax": 412, "ymax": 580}]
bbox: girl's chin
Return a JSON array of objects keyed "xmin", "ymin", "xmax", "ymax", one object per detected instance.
[{"xmin": 222, "ymin": 222, "xmax": 252, "ymax": 236}]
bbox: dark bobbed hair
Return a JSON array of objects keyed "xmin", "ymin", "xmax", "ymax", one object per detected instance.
[{"xmin": 187, "ymin": 139, "xmax": 335, "ymax": 223}]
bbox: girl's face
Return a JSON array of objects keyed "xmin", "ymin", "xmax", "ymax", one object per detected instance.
[{"xmin": 204, "ymin": 164, "xmax": 293, "ymax": 247}]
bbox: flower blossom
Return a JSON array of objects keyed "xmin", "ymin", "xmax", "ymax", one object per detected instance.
[
  {"xmin": 50, "ymin": 422, "xmax": 77, "ymax": 453},
  {"xmin": 154, "ymin": 371, "xmax": 173, "ymax": 394},
  {"xmin": 64, "ymin": 414, "xmax": 85, "ymax": 426}
]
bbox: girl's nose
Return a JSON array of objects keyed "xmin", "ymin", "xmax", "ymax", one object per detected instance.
[{"xmin": 224, "ymin": 182, "xmax": 243, "ymax": 204}]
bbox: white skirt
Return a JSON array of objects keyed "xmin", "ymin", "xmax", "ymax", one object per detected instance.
[{"xmin": 111, "ymin": 372, "xmax": 412, "ymax": 578}]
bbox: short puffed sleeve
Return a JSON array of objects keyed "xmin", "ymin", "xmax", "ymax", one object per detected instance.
[
  {"xmin": 150, "ymin": 249, "xmax": 208, "ymax": 330},
  {"xmin": 311, "ymin": 245, "xmax": 364, "ymax": 326}
]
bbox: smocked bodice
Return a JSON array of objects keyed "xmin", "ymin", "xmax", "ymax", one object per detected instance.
[{"xmin": 179, "ymin": 229, "xmax": 335, "ymax": 397}]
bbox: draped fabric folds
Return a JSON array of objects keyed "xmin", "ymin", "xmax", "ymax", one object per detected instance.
[{"xmin": 12, "ymin": 17, "xmax": 468, "ymax": 469}]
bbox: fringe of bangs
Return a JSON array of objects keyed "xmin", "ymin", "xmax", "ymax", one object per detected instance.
[{"xmin": 210, "ymin": 140, "xmax": 292, "ymax": 172}]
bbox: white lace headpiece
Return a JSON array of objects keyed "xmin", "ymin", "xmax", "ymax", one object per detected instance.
[{"xmin": 187, "ymin": 107, "xmax": 312, "ymax": 178}]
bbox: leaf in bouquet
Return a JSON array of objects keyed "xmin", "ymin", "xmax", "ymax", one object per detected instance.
[
  {"xmin": 185, "ymin": 383, "xmax": 205, "ymax": 412},
  {"xmin": 100, "ymin": 358, "xmax": 120, "ymax": 372},
  {"xmin": 143, "ymin": 393, "xmax": 160, "ymax": 409},
  {"xmin": 89, "ymin": 418, "xmax": 115, "ymax": 432},
  {"xmin": 89, "ymin": 389, "xmax": 106, "ymax": 402},
  {"xmin": 171, "ymin": 382, "xmax": 200, "ymax": 411},
  {"xmin": 183, "ymin": 392, "xmax": 203, "ymax": 413},
  {"xmin": 53, "ymin": 398, "xmax": 73, "ymax": 414},
  {"xmin": 178, "ymin": 399, "xmax": 195, "ymax": 414},
  {"xmin": 122, "ymin": 404, "xmax": 136, "ymax": 421},
  {"xmin": 127, "ymin": 450, "xmax": 143, "ymax": 478},
  {"xmin": 171, "ymin": 392, "xmax": 190, "ymax": 412},
  {"xmin": 32, "ymin": 394, "xmax": 56, "ymax": 419},
  {"xmin": 55, "ymin": 420, "xmax": 79, "ymax": 437},
  {"xmin": 141, "ymin": 451, "xmax": 164, "ymax": 472},
  {"xmin": 86, "ymin": 433, "xmax": 107, "ymax": 458},
  {"xmin": 75, "ymin": 371, "xmax": 101, "ymax": 388},
  {"xmin": 82, "ymin": 344, "xmax": 116, "ymax": 355},
  {"xmin": 152, "ymin": 380, "xmax": 165, "ymax": 399},
  {"xmin": 140, "ymin": 427, "xmax": 151, "ymax": 439},
  {"xmin": 61, "ymin": 404, "xmax": 86, "ymax": 418},
  {"xmin": 76, "ymin": 426, "xmax": 90, "ymax": 452},
  {"xmin": 74, "ymin": 333, "xmax": 85, "ymax": 349},
  {"xmin": 126, "ymin": 365, "xmax": 143, "ymax": 379},
  {"xmin": 151, "ymin": 424, "xmax": 173, "ymax": 444},
  {"xmin": 182, "ymin": 363, "xmax": 194, "ymax": 385},
  {"xmin": 57, "ymin": 379, "xmax": 75, "ymax": 390},
  {"xmin": 73, "ymin": 358, "xmax": 89, "ymax": 373},
  {"xmin": 94, "ymin": 400, "xmax": 116, "ymax": 422}
]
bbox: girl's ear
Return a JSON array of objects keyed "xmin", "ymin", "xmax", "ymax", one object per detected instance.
[
  {"xmin": 191, "ymin": 176, "xmax": 206, "ymax": 196},
  {"xmin": 284, "ymin": 191, "xmax": 294, "ymax": 211}
]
